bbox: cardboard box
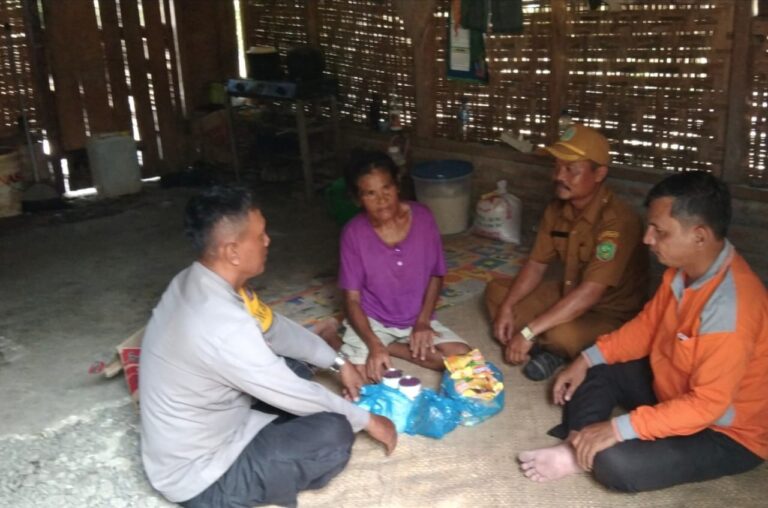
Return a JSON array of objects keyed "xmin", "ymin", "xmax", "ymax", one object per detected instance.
[{"xmin": 104, "ymin": 327, "xmax": 144, "ymax": 407}]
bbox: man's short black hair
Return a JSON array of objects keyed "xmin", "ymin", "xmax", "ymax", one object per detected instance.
[
  {"xmin": 184, "ymin": 185, "xmax": 258, "ymax": 254},
  {"xmin": 644, "ymin": 171, "xmax": 731, "ymax": 239},
  {"xmin": 343, "ymin": 149, "xmax": 399, "ymax": 196}
]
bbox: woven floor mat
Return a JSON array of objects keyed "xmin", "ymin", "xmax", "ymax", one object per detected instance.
[
  {"xmin": 298, "ymin": 295, "xmax": 768, "ymax": 508},
  {"xmin": 261, "ymin": 234, "xmax": 526, "ymax": 327}
]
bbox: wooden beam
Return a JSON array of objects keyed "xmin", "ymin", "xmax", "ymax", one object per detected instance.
[
  {"xmin": 98, "ymin": 0, "xmax": 132, "ymax": 131},
  {"xmin": 23, "ymin": 0, "xmax": 64, "ymax": 192},
  {"xmin": 143, "ymin": 0, "xmax": 182, "ymax": 172},
  {"xmin": 120, "ymin": 0, "xmax": 160, "ymax": 171},
  {"xmin": 722, "ymin": 0, "xmax": 752, "ymax": 184},
  {"xmin": 392, "ymin": 0, "xmax": 437, "ymax": 139},
  {"xmin": 176, "ymin": 0, "xmax": 237, "ymax": 114},
  {"xmin": 549, "ymin": 0, "xmax": 567, "ymax": 142},
  {"xmin": 306, "ymin": 0, "xmax": 320, "ymax": 47}
]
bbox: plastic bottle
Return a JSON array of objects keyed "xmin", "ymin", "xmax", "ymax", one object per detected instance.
[
  {"xmin": 558, "ymin": 108, "xmax": 573, "ymax": 136},
  {"xmin": 368, "ymin": 93, "xmax": 381, "ymax": 131},
  {"xmin": 389, "ymin": 96, "xmax": 403, "ymax": 132},
  {"xmin": 388, "ymin": 131, "xmax": 409, "ymax": 173},
  {"xmin": 458, "ymin": 96, "xmax": 470, "ymax": 141}
]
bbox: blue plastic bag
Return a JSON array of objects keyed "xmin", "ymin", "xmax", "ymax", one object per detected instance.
[
  {"xmin": 440, "ymin": 361, "xmax": 505, "ymax": 426},
  {"xmin": 404, "ymin": 388, "xmax": 462, "ymax": 439},
  {"xmin": 355, "ymin": 383, "xmax": 414, "ymax": 432}
]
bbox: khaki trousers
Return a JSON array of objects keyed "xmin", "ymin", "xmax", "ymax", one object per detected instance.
[{"xmin": 484, "ymin": 277, "xmax": 625, "ymax": 359}]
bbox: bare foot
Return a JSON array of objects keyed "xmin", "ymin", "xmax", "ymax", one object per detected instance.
[{"xmin": 517, "ymin": 443, "xmax": 583, "ymax": 482}]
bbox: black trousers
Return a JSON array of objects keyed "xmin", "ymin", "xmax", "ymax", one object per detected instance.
[
  {"xmin": 549, "ymin": 359, "xmax": 763, "ymax": 492},
  {"xmin": 181, "ymin": 359, "xmax": 355, "ymax": 508}
]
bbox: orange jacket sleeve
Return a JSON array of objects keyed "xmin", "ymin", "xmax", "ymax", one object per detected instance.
[
  {"xmin": 582, "ymin": 269, "xmax": 674, "ymax": 367},
  {"xmin": 621, "ymin": 330, "xmax": 753, "ymax": 441}
]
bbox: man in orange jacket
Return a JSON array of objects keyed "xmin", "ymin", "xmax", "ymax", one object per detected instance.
[{"xmin": 518, "ymin": 171, "xmax": 768, "ymax": 491}]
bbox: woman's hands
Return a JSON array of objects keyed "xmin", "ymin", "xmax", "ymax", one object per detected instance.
[
  {"xmin": 365, "ymin": 343, "xmax": 393, "ymax": 382},
  {"xmin": 409, "ymin": 320, "xmax": 438, "ymax": 362}
]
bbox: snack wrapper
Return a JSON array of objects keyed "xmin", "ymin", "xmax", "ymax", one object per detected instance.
[{"xmin": 443, "ymin": 349, "xmax": 504, "ymax": 401}]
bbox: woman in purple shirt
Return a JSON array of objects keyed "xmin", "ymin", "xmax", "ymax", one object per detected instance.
[{"xmin": 337, "ymin": 150, "xmax": 470, "ymax": 382}]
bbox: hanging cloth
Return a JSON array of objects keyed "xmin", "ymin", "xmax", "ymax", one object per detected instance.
[
  {"xmin": 589, "ymin": 0, "xmax": 603, "ymax": 10},
  {"xmin": 490, "ymin": 0, "xmax": 524, "ymax": 34},
  {"xmin": 461, "ymin": 0, "xmax": 489, "ymax": 32}
]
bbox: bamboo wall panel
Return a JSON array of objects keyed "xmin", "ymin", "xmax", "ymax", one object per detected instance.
[
  {"xmin": 564, "ymin": 1, "xmax": 734, "ymax": 175},
  {"xmin": 748, "ymin": 18, "xmax": 768, "ymax": 186},
  {"xmin": 43, "ymin": 0, "xmax": 185, "ymax": 187},
  {"xmin": 176, "ymin": 0, "xmax": 237, "ymax": 113},
  {"xmin": 5, "ymin": 0, "xmax": 765, "ymax": 186},
  {"xmin": 242, "ymin": 1, "xmax": 416, "ymax": 128},
  {"xmin": 318, "ymin": 0, "xmax": 415, "ymax": 128},
  {"xmin": 434, "ymin": 0, "xmax": 552, "ymax": 146},
  {"xmin": 0, "ymin": 0, "xmax": 39, "ymax": 138},
  {"xmin": 244, "ymin": 0, "xmax": 307, "ymax": 60}
]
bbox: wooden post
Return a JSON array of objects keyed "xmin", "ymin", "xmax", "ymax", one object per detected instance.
[
  {"xmin": 549, "ymin": 0, "xmax": 567, "ymax": 142},
  {"xmin": 393, "ymin": 0, "xmax": 437, "ymax": 140},
  {"xmin": 722, "ymin": 1, "xmax": 753, "ymax": 184},
  {"xmin": 176, "ymin": 0, "xmax": 237, "ymax": 115},
  {"xmin": 23, "ymin": 0, "xmax": 64, "ymax": 193},
  {"xmin": 306, "ymin": 0, "xmax": 320, "ymax": 47}
]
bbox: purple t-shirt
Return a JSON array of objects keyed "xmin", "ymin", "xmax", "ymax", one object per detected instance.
[{"xmin": 339, "ymin": 201, "xmax": 446, "ymax": 328}]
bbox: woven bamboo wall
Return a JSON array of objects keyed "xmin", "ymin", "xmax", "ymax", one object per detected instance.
[
  {"xmin": 0, "ymin": 0, "xmax": 38, "ymax": 138},
  {"xmin": 42, "ymin": 0, "xmax": 185, "ymax": 186},
  {"xmin": 243, "ymin": 1, "xmax": 416, "ymax": 128},
  {"xmin": 244, "ymin": 0, "xmax": 308, "ymax": 60},
  {"xmin": 748, "ymin": 18, "xmax": 768, "ymax": 187},
  {"xmin": 564, "ymin": 2, "xmax": 733, "ymax": 175},
  {"xmin": 434, "ymin": 0, "xmax": 552, "ymax": 146},
  {"xmin": 2, "ymin": 0, "xmax": 764, "ymax": 187},
  {"xmin": 318, "ymin": 1, "xmax": 416, "ymax": 128}
]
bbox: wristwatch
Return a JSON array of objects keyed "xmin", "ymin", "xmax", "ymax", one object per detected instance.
[
  {"xmin": 329, "ymin": 351, "xmax": 348, "ymax": 373},
  {"xmin": 520, "ymin": 325, "xmax": 537, "ymax": 342}
]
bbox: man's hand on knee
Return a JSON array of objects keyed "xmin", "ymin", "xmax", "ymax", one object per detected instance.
[
  {"xmin": 493, "ymin": 308, "xmax": 516, "ymax": 345},
  {"xmin": 504, "ymin": 334, "xmax": 534, "ymax": 365},
  {"xmin": 365, "ymin": 414, "xmax": 397, "ymax": 455},
  {"xmin": 552, "ymin": 354, "xmax": 589, "ymax": 405}
]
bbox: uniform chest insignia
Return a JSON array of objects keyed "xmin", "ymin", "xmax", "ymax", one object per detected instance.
[{"xmin": 596, "ymin": 240, "xmax": 617, "ymax": 261}]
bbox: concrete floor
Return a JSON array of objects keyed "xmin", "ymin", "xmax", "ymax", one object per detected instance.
[{"xmin": 0, "ymin": 180, "xmax": 341, "ymax": 506}]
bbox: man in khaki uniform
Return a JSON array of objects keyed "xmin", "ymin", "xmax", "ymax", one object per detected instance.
[{"xmin": 485, "ymin": 124, "xmax": 648, "ymax": 381}]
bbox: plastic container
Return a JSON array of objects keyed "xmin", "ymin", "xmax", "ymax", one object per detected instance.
[
  {"xmin": 325, "ymin": 177, "xmax": 360, "ymax": 226},
  {"xmin": 411, "ymin": 160, "xmax": 473, "ymax": 235},
  {"xmin": 398, "ymin": 375, "xmax": 422, "ymax": 399},
  {"xmin": 86, "ymin": 133, "xmax": 142, "ymax": 198},
  {"xmin": 382, "ymin": 368, "xmax": 403, "ymax": 389}
]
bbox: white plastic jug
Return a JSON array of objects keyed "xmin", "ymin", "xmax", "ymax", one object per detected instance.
[
  {"xmin": 86, "ymin": 133, "xmax": 142, "ymax": 197},
  {"xmin": 473, "ymin": 180, "xmax": 522, "ymax": 244}
]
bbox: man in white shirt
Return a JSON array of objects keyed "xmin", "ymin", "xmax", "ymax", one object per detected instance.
[{"xmin": 139, "ymin": 185, "xmax": 396, "ymax": 507}]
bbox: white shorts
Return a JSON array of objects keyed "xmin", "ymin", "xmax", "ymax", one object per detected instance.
[{"xmin": 340, "ymin": 316, "xmax": 467, "ymax": 364}]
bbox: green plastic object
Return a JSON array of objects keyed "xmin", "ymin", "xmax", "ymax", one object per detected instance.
[{"xmin": 325, "ymin": 177, "xmax": 360, "ymax": 226}]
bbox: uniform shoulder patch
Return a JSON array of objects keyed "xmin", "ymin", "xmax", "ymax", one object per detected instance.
[
  {"xmin": 595, "ymin": 240, "xmax": 617, "ymax": 262},
  {"xmin": 598, "ymin": 230, "xmax": 620, "ymax": 240}
]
